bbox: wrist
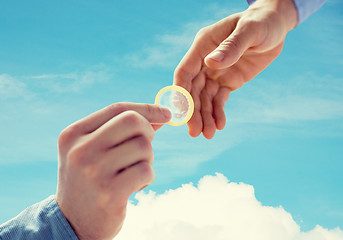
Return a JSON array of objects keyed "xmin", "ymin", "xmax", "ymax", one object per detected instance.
[
  {"xmin": 275, "ymin": 0, "xmax": 298, "ymax": 30},
  {"xmin": 249, "ymin": 0, "xmax": 298, "ymax": 31}
]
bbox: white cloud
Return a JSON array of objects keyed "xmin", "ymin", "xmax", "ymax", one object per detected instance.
[
  {"xmin": 124, "ymin": 21, "xmax": 208, "ymax": 69},
  {"xmin": 116, "ymin": 173, "xmax": 343, "ymax": 240},
  {"xmin": 0, "ymin": 74, "xmax": 33, "ymax": 99},
  {"xmin": 30, "ymin": 70, "xmax": 111, "ymax": 93},
  {"xmin": 124, "ymin": 5, "xmax": 242, "ymax": 69}
]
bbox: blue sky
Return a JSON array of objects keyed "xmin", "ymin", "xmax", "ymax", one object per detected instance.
[{"xmin": 0, "ymin": 0, "xmax": 342, "ymax": 237}]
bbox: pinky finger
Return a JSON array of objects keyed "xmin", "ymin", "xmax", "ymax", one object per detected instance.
[{"xmin": 213, "ymin": 87, "xmax": 231, "ymax": 130}]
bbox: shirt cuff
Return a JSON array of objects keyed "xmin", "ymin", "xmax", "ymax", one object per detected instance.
[
  {"xmin": 246, "ymin": 0, "xmax": 326, "ymax": 25},
  {"xmin": 292, "ymin": 0, "xmax": 326, "ymax": 24},
  {"xmin": 0, "ymin": 195, "xmax": 79, "ymax": 240}
]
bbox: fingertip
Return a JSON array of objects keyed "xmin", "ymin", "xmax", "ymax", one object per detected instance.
[
  {"xmin": 187, "ymin": 112, "xmax": 202, "ymax": 138},
  {"xmin": 213, "ymin": 87, "xmax": 230, "ymax": 131},
  {"xmin": 188, "ymin": 121, "xmax": 202, "ymax": 138},
  {"xmin": 214, "ymin": 110, "xmax": 227, "ymax": 130},
  {"xmin": 160, "ymin": 107, "xmax": 172, "ymax": 122},
  {"xmin": 189, "ymin": 128, "xmax": 202, "ymax": 138},
  {"xmin": 202, "ymin": 124, "xmax": 216, "ymax": 139},
  {"xmin": 201, "ymin": 109, "xmax": 216, "ymax": 140},
  {"xmin": 203, "ymin": 131, "xmax": 215, "ymax": 140},
  {"xmin": 216, "ymin": 121, "xmax": 226, "ymax": 131}
]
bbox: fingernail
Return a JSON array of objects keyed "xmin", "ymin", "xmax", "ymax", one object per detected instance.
[{"xmin": 207, "ymin": 51, "xmax": 225, "ymax": 62}]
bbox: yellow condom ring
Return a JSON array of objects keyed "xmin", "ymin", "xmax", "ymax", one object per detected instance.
[{"xmin": 155, "ymin": 85, "xmax": 194, "ymax": 126}]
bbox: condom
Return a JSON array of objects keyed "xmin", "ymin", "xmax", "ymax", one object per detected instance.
[{"xmin": 155, "ymin": 85, "xmax": 194, "ymax": 126}]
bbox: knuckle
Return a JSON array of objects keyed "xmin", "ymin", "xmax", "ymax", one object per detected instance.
[
  {"xmin": 107, "ymin": 102, "xmax": 127, "ymax": 115},
  {"xmin": 119, "ymin": 111, "xmax": 155, "ymax": 141},
  {"xmin": 138, "ymin": 162, "xmax": 155, "ymax": 182},
  {"xmin": 223, "ymin": 74, "xmax": 244, "ymax": 91},
  {"xmin": 221, "ymin": 37, "xmax": 240, "ymax": 50},
  {"xmin": 196, "ymin": 27, "xmax": 210, "ymax": 40},
  {"xmin": 121, "ymin": 111, "xmax": 143, "ymax": 128},
  {"xmin": 240, "ymin": 17, "xmax": 260, "ymax": 28},
  {"xmin": 174, "ymin": 66, "xmax": 193, "ymax": 89},
  {"xmin": 58, "ymin": 124, "xmax": 80, "ymax": 147},
  {"xmin": 67, "ymin": 143, "xmax": 90, "ymax": 167},
  {"xmin": 192, "ymin": 82, "xmax": 205, "ymax": 95},
  {"xmin": 136, "ymin": 136, "xmax": 153, "ymax": 155},
  {"xmin": 144, "ymin": 103, "xmax": 154, "ymax": 118}
]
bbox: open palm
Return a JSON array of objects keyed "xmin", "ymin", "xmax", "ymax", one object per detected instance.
[{"xmin": 174, "ymin": 1, "xmax": 296, "ymax": 139}]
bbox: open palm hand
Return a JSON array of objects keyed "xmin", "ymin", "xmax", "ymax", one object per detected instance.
[{"xmin": 174, "ymin": 0, "xmax": 297, "ymax": 139}]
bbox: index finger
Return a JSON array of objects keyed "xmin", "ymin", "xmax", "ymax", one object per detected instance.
[
  {"xmin": 72, "ymin": 102, "xmax": 171, "ymax": 135},
  {"xmin": 173, "ymin": 32, "xmax": 205, "ymax": 92}
]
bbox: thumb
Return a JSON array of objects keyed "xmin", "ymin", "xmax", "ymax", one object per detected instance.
[
  {"xmin": 149, "ymin": 106, "xmax": 172, "ymax": 131},
  {"xmin": 204, "ymin": 26, "xmax": 255, "ymax": 70},
  {"xmin": 138, "ymin": 104, "xmax": 171, "ymax": 125},
  {"xmin": 125, "ymin": 104, "xmax": 171, "ymax": 132}
]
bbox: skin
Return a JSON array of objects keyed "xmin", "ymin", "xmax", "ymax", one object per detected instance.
[
  {"xmin": 55, "ymin": 1, "xmax": 298, "ymax": 239},
  {"xmin": 174, "ymin": 0, "xmax": 298, "ymax": 139},
  {"xmin": 56, "ymin": 103, "xmax": 171, "ymax": 240}
]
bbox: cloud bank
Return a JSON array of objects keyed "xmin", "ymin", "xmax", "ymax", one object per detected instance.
[{"xmin": 116, "ymin": 173, "xmax": 343, "ymax": 240}]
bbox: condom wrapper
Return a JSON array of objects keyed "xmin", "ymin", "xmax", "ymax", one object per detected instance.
[{"xmin": 155, "ymin": 85, "xmax": 194, "ymax": 126}]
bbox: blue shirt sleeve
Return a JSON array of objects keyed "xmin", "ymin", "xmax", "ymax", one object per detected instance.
[
  {"xmin": 0, "ymin": 195, "xmax": 79, "ymax": 240},
  {"xmin": 247, "ymin": 0, "xmax": 327, "ymax": 24},
  {"xmin": 292, "ymin": 0, "xmax": 326, "ymax": 24}
]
